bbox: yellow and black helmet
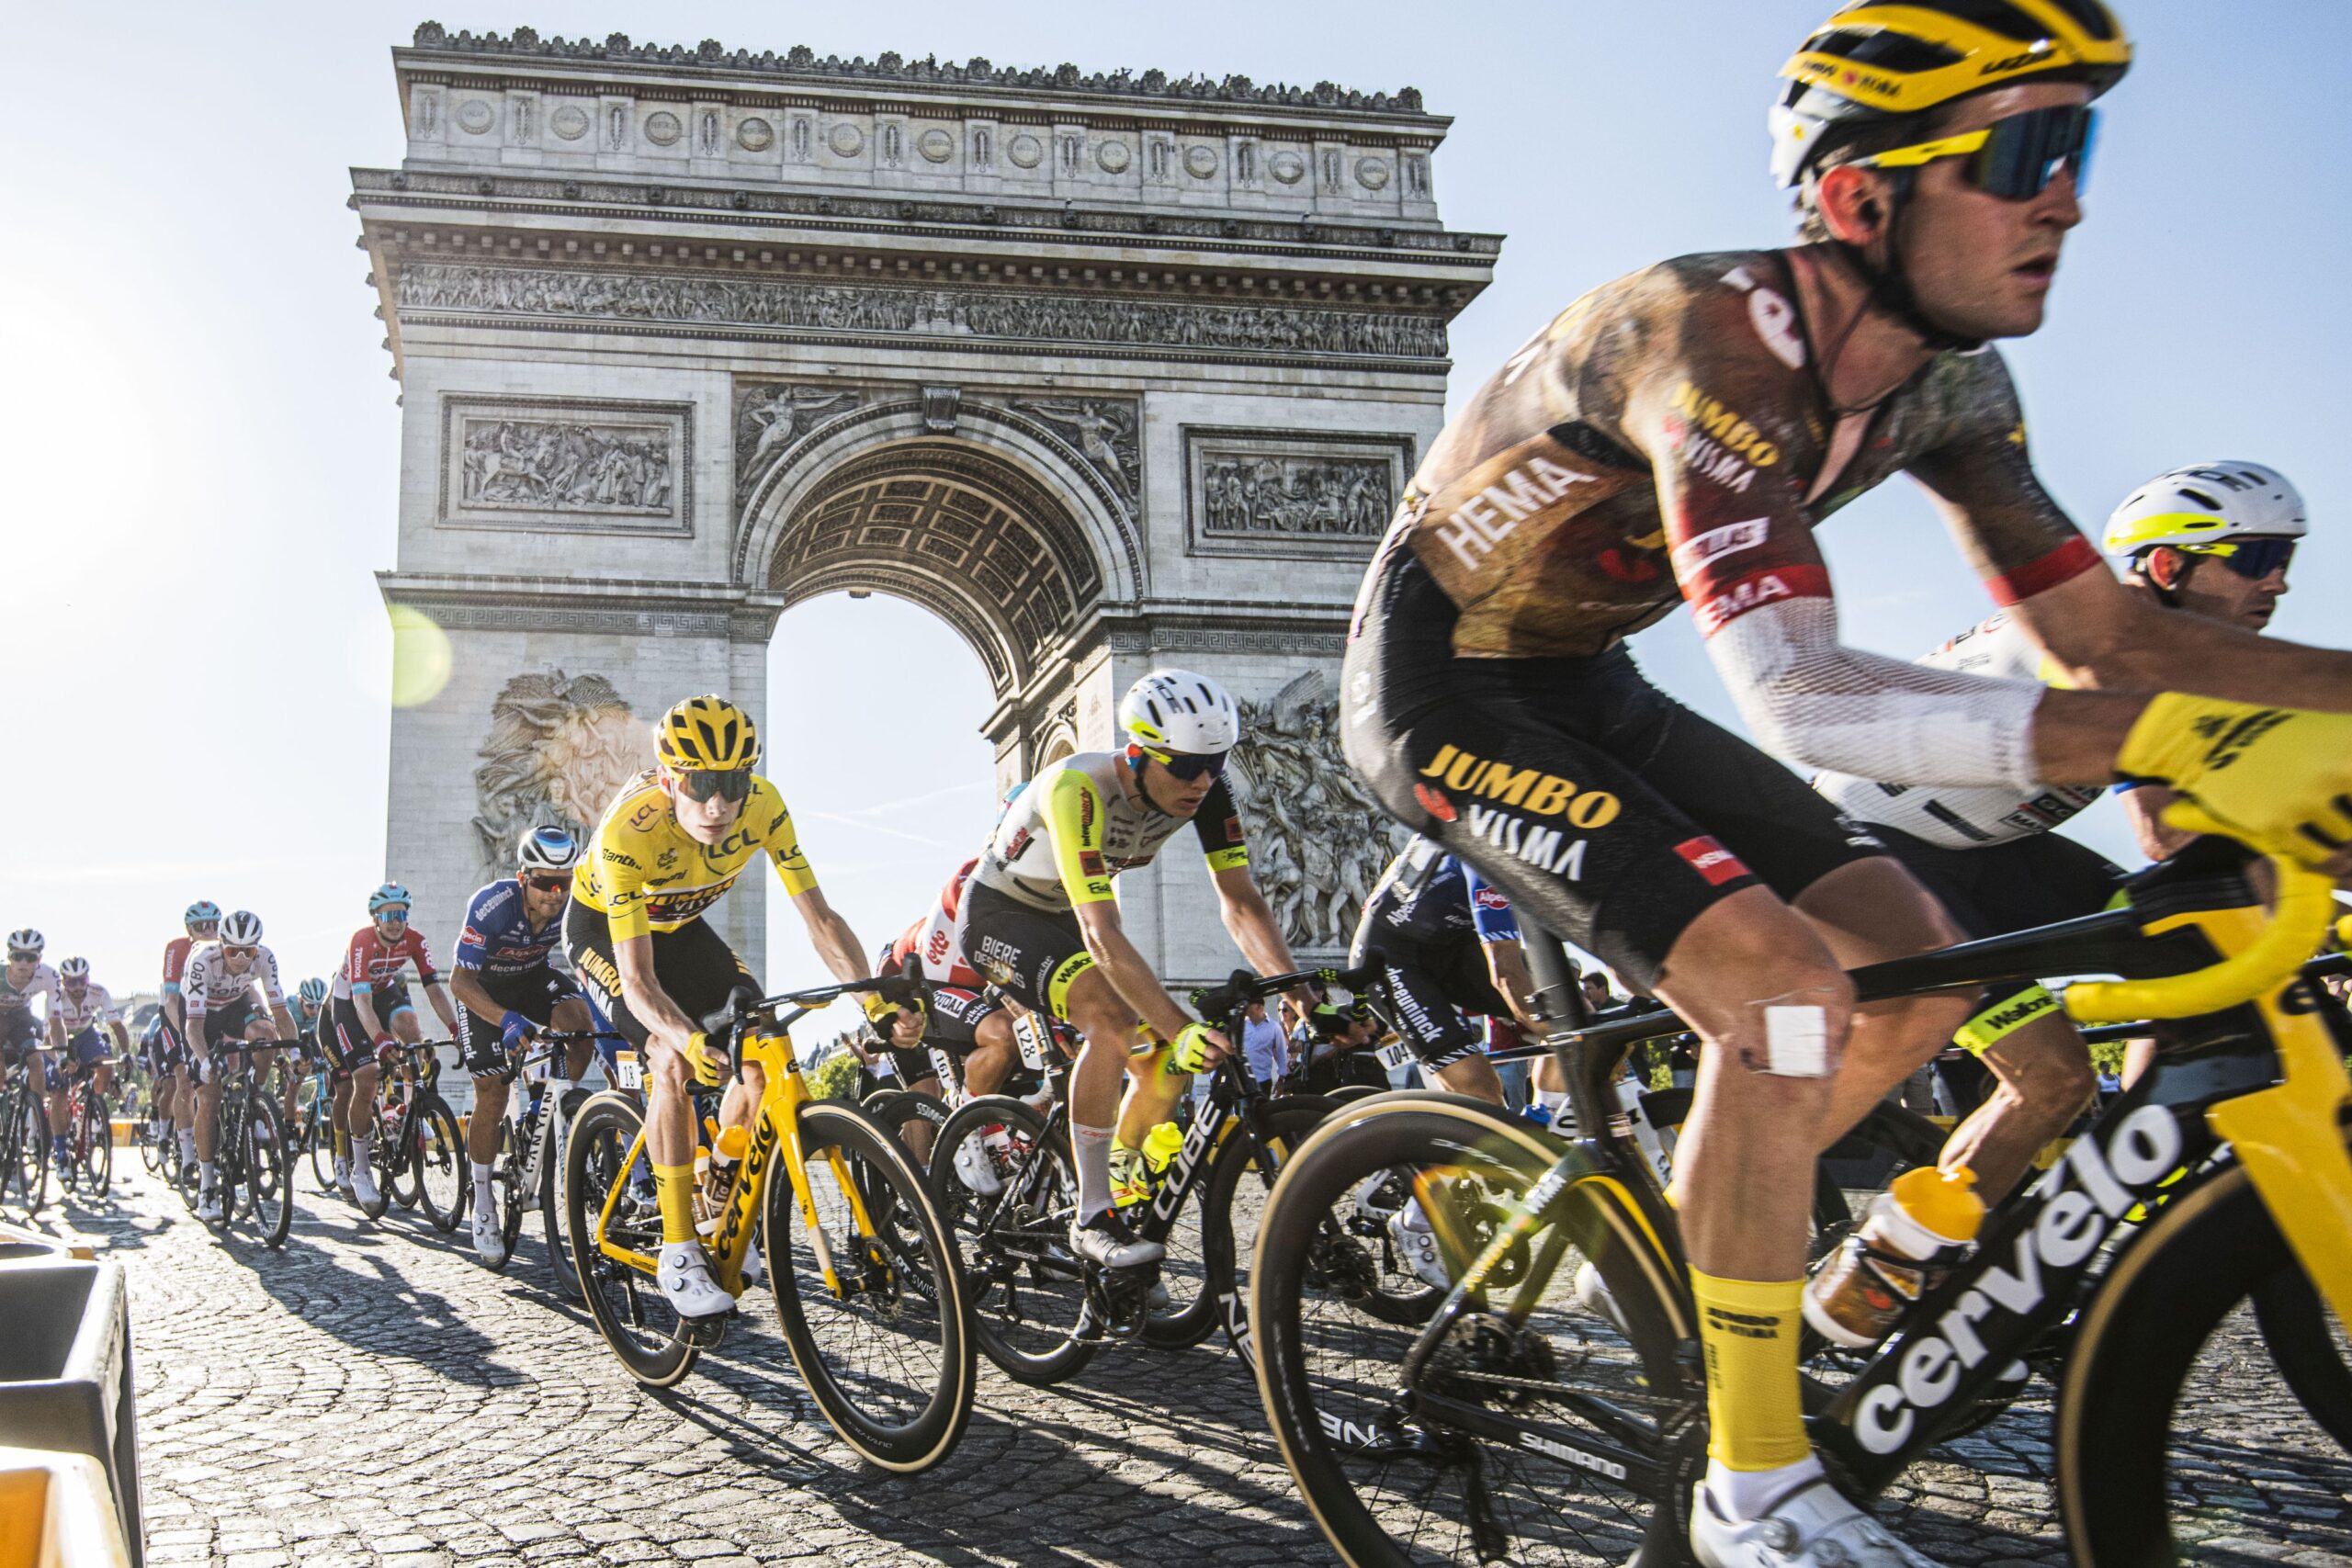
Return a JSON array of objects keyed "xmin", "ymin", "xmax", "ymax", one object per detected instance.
[
  {"xmin": 657, "ymin": 694, "xmax": 760, "ymax": 772},
  {"xmin": 1771, "ymin": 0, "xmax": 2131, "ymax": 188}
]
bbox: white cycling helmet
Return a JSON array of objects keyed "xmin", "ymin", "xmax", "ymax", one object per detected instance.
[
  {"xmin": 516, "ymin": 824, "xmax": 582, "ymax": 874},
  {"xmin": 2102, "ymin": 462, "xmax": 2308, "ymax": 557},
  {"xmin": 219, "ymin": 910, "xmax": 265, "ymax": 946},
  {"xmin": 6, "ymin": 929, "xmax": 42, "ymax": 957},
  {"xmin": 58, "ymin": 956, "xmax": 90, "ymax": 981},
  {"xmin": 1119, "ymin": 670, "xmax": 1241, "ymax": 756}
]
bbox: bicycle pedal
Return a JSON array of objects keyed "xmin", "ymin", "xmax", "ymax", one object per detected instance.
[{"xmin": 674, "ymin": 1312, "xmax": 730, "ymax": 1349}]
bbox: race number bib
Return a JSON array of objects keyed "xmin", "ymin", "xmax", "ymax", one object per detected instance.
[{"xmin": 613, "ymin": 1050, "xmax": 644, "ymax": 1090}]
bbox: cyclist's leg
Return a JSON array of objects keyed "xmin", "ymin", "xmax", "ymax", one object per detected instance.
[
  {"xmin": 1370, "ymin": 946, "xmax": 1502, "ymax": 1103},
  {"xmin": 457, "ymin": 1000, "xmax": 511, "ymax": 1229},
  {"xmin": 959, "ymin": 1003, "xmax": 1020, "ymax": 1099}
]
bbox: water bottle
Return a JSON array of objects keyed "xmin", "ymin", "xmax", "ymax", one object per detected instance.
[
  {"xmin": 704, "ymin": 1123, "xmax": 749, "ymax": 1210},
  {"xmin": 1141, "ymin": 1120, "xmax": 1186, "ymax": 1174},
  {"xmin": 1804, "ymin": 1166, "xmax": 1985, "ymax": 1348}
]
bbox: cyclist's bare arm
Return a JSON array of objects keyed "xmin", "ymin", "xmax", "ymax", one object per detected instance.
[
  {"xmin": 1071, "ymin": 897, "xmax": 1199, "ymax": 1044},
  {"xmin": 448, "ymin": 968, "xmax": 503, "ymax": 1023},
  {"xmin": 267, "ymin": 1002, "xmax": 298, "ymax": 1042},
  {"xmin": 785, "ymin": 884, "xmax": 874, "ymax": 987},
  {"xmin": 1481, "ymin": 939, "xmax": 1544, "ymax": 1032},
  {"xmin": 1211, "ymin": 865, "xmax": 1316, "ymax": 1010}
]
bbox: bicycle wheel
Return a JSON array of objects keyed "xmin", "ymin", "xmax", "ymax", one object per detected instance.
[
  {"xmin": 387, "ymin": 1110, "xmax": 422, "ymax": 1211},
  {"xmin": 863, "ymin": 1088, "xmax": 948, "ymax": 1171},
  {"xmin": 1252, "ymin": 1096, "xmax": 1702, "ymax": 1566},
  {"xmin": 243, "ymin": 1099, "xmax": 292, "ymax": 1248},
  {"xmin": 2060, "ymin": 1150, "xmax": 2352, "ymax": 1562},
  {"xmin": 565, "ymin": 1092, "xmax": 695, "ymax": 1388},
  {"xmin": 486, "ymin": 1121, "xmax": 524, "ymax": 1272},
  {"xmin": 928, "ymin": 1095, "xmax": 1094, "ymax": 1385},
  {"xmin": 763, "ymin": 1099, "xmax": 973, "ymax": 1472},
  {"xmin": 413, "ymin": 1097, "xmax": 467, "ymax": 1233},
  {"xmin": 79, "ymin": 1092, "xmax": 112, "ymax": 1197},
  {"xmin": 540, "ymin": 1088, "xmax": 584, "ymax": 1301},
  {"xmin": 0, "ymin": 1092, "xmax": 32, "ymax": 1216},
  {"xmin": 2253, "ymin": 1266, "xmax": 2352, "ymax": 1454},
  {"xmin": 17, "ymin": 1094, "xmax": 49, "ymax": 1219},
  {"xmin": 309, "ymin": 1113, "xmax": 336, "ymax": 1193},
  {"xmin": 137, "ymin": 1111, "xmax": 164, "ymax": 1175},
  {"xmin": 1154, "ymin": 1098, "xmax": 1333, "ymax": 1359}
]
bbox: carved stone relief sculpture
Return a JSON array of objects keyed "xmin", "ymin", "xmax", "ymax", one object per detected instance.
[
  {"xmin": 790, "ymin": 117, "xmax": 812, "ymax": 162},
  {"xmin": 1011, "ymin": 398, "xmax": 1139, "ymax": 514},
  {"xmin": 472, "ymin": 670, "xmax": 650, "ymax": 880},
  {"xmin": 1202, "ymin": 454, "xmax": 1390, "ymax": 536},
  {"xmin": 971, "ymin": 126, "xmax": 993, "ymax": 168},
  {"xmin": 734, "ymin": 382, "xmax": 862, "ymax": 506},
  {"xmin": 1227, "ymin": 671, "xmax": 1407, "ymax": 951},
  {"xmin": 439, "ymin": 394, "xmax": 692, "ymax": 535}
]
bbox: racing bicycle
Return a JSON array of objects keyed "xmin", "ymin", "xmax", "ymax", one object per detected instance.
[
  {"xmin": 198, "ymin": 1041, "xmax": 293, "ymax": 1248},
  {"xmin": 1249, "ymin": 838, "xmax": 2352, "ymax": 1565},
  {"xmin": 564, "ymin": 968, "xmax": 974, "ymax": 1472}
]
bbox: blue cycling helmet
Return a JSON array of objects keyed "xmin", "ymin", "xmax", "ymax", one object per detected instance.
[
  {"xmin": 185, "ymin": 900, "xmax": 222, "ymax": 930},
  {"xmin": 298, "ymin": 976, "xmax": 330, "ymax": 1010},
  {"xmin": 368, "ymin": 882, "xmax": 413, "ymax": 916},
  {"xmin": 516, "ymin": 825, "xmax": 582, "ymax": 874}
]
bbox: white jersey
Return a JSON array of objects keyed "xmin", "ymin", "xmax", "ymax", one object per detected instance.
[
  {"xmin": 1813, "ymin": 610, "xmax": 2104, "ymax": 850},
  {"xmin": 51, "ymin": 982, "xmax": 121, "ymax": 1033},
  {"xmin": 0, "ymin": 962, "xmax": 58, "ymax": 1022},
  {"xmin": 181, "ymin": 942, "xmax": 286, "ymax": 1019}
]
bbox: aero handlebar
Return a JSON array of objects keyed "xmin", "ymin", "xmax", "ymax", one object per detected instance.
[{"xmin": 2065, "ymin": 854, "xmax": 2336, "ymax": 1025}]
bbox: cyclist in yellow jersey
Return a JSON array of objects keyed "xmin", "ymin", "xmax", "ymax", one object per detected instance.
[
  {"xmin": 963, "ymin": 670, "xmax": 1317, "ymax": 1271},
  {"xmin": 564, "ymin": 694, "xmax": 911, "ymax": 1321}
]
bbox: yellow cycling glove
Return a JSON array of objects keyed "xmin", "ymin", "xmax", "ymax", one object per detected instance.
[
  {"xmin": 681, "ymin": 1031, "xmax": 726, "ymax": 1089},
  {"xmin": 1169, "ymin": 1021, "xmax": 1219, "ymax": 1075},
  {"xmin": 2117, "ymin": 694, "xmax": 2352, "ymax": 866},
  {"xmin": 863, "ymin": 989, "xmax": 927, "ymax": 1037}
]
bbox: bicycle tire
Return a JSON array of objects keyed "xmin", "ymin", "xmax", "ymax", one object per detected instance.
[
  {"xmin": 2059, "ymin": 1145, "xmax": 2352, "ymax": 1562},
  {"xmin": 1148, "ymin": 1097, "xmax": 1332, "ymax": 1357},
  {"xmin": 1252, "ymin": 1096, "xmax": 1702, "ymax": 1566},
  {"xmin": 862, "ymin": 1088, "xmax": 948, "ymax": 1170},
  {"xmin": 763, "ymin": 1099, "xmax": 974, "ymax": 1472},
  {"xmin": 565, "ymin": 1092, "xmax": 696, "ymax": 1388},
  {"xmin": 928, "ymin": 1095, "xmax": 1095, "ymax": 1385},
  {"xmin": 411, "ymin": 1096, "xmax": 466, "ymax": 1232},
  {"xmin": 487, "ymin": 1120, "xmax": 523, "ymax": 1273},
  {"xmin": 244, "ymin": 1098, "xmax": 292, "ymax": 1248},
  {"xmin": 387, "ymin": 1107, "xmax": 422, "ymax": 1211},
  {"xmin": 540, "ymin": 1088, "xmax": 584, "ymax": 1301},
  {"xmin": 2, "ymin": 1089, "xmax": 43, "ymax": 1217},
  {"xmin": 136, "ymin": 1113, "xmax": 164, "ymax": 1175},
  {"xmin": 80, "ymin": 1092, "xmax": 113, "ymax": 1197},
  {"xmin": 2250, "ymin": 1265, "xmax": 2352, "ymax": 1454},
  {"xmin": 309, "ymin": 1115, "xmax": 336, "ymax": 1193}
]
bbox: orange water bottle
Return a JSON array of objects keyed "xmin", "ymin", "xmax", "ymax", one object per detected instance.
[{"xmin": 1803, "ymin": 1166, "xmax": 1985, "ymax": 1348}]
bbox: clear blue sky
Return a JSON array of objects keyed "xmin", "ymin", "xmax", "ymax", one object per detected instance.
[{"xmin": 4, "ymin": 1, "xmax": 2346, "ymax": 999}]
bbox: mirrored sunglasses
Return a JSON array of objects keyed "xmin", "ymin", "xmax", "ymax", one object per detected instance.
[
  {"xmin": 677, "ymin": 767, "xmax": 753, "ymax": 804},
  {"xmin": 1855, "ymin": 103, "xmax": 2098, "ymax": 202},
  {"xmin": 2181, "ymin": 536, "xmax": 2297, "ymax": 581}
]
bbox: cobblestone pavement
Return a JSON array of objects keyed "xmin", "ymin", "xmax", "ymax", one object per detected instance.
[{"xmin": 38, "ymin": 1165, "xmax": 2352, "ymax": 1566}]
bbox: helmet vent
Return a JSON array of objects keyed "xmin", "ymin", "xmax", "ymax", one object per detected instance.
[
  {"xmin": 1808, "ymin": 28, "xmax": 1965, "ymax": 73},
  {"xmin": 2180, "ymin": 489, "xmax": 2222, "ymax": 512},
  {"xmin": 2042, "ymin": 0, "xmax": 2120, "ymax": 42},
  {"xmin": 1934, "ymin": 0, "xmax": 2056, "ymax": 43}
]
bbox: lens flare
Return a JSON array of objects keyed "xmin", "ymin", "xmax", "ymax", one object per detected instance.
[{"xmin": 389, "ymin": 606, "xmax": 453, "ymax": 708}]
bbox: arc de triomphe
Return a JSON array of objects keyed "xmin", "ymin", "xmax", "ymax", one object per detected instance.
[{"xmin": 355, "ymin": 23, "xmax": 1498, "ymax": 979}]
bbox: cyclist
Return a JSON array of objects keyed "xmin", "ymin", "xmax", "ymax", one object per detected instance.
[
  {"xmin": 45, "ymin": 958, "xmax": 127, "ymax": 1180},
  {"xmin": 286, "ymin": 977, "xmax": 332, "ymax": 1149},
  {"xmin": 323, "ymin": 883, "xmax": 460, "ymax": 1208},
  {"xmin": 1339, "ymin": 5, "xmax": 2352, "ymax": 1557},
  {"xmin": 564, "ymin": 694, "xmax": 907, "ymax": 1322},
  {"xmin": 450, "ymin": 825, "xmax": 599, "ymax": 1267},
  {"xmin": 1812, "ymin": 460, "xmax": 2307, "ymax": 1201},
  {"xmin": 181, "ymin": 911, "xmax": 298, "ymax": 1221},
  {"xmin": 961, "ymin": 670, "xmax": 1315, "ymax": 1271},
  {"xmin": 2, "ymin": 931, "xmax": 59, "ymax": 1150},
  {"xmin": 874, "ymin": 860, "xmax": 1028, "ymax": 1109},
  {"xmin": 159, "ymin": 900, "xmax": 220, "ymax": 1179}
]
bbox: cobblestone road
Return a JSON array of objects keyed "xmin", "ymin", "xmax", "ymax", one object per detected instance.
[{"xmin": 38, "ymin": 1164, "xmax": 2352, "ymax": 1566}]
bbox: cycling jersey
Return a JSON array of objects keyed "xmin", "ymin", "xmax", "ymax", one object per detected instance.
[
  {"xmin": 182, "ymin": 942, "xmax": 286, "ymax": 1020},
  {"xmin": 1813, "ymin": 609, "xmax": 2104, "ymax": 849},
  {"xmin": 332, "ymin": 925, "xmax": 440, "ymax": 1002},
  {"xmin": 883, "ymin": 861, "xmax": 986, "ymax": 990},
  {"xmin": 973, "ymin": 750, "xmax": 1249, "ymax": 914},
  {"xmin": 1360, "ymin": 839, "xmax": 1521, "ymax": 948},
  {"xmin": 456, "ymin": 879, "xmax": 566, "ymax": 976},
  {"xmin": 51, "ymin": 982, "xmax": 120, "ymax": 1034},
  {"xmin": 0, "ymin": 964, "xmax": 58, "ymax": 1024},
  {"xmin": 160, "ymin": 936, "xmax": 194, "ymax": 998},
  {"xmin": 571, "ymin": 769, "xmax": 816, "ymax": 941}
]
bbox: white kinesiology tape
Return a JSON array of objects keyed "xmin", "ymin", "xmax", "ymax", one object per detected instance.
[
  {"xmin": 1706, "ymin": 596, "xmax": 2046, "ymax": 789},
  {"xmin": 1763, "ymin": 1005, "xmax": 1829, "ymax": 1078}
]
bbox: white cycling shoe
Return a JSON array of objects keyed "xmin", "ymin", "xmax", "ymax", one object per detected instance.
[
  {"xmin": 197, "ymin": 1190, "xmax": 224, "ymax": 1223},
  {"xmin": 350, "ymin": 1162, "xmax": 381, "ymax": 1207},
  {"xmin": 658, "ymin": 1241, "xmax": 736, "ymax": 1320},
  {"xmin": 1387, "ymin": 1198, "xmax": 1452, "ymax": 1292},
  {"xmin": 471, "ymin": 1210, "xmax": 507, "ymax": 1267},
  {"xmin": 951, "ymin": 1133, "xmax": 1004, "ymax": 1196},
  {"xmin": 1573, "ymin": 1259, "xmax": 1628, "ymax": 1333},
  {"xmin": 1691, "ymin": 1478, "xmax": 1945, "ymax": 1568}
]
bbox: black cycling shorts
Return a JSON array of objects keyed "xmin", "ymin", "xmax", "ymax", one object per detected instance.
[
  {"xmin": 64, "ymin": 1027, "xmax": 107, "ymax": 1068},
  {"xmin": 326, "ymin": 997, "xmax": 391, "ymax": 1076},
  {"xmin": 455, "ymin": 967, "xmax": 586, "ymax": 1078},
  {"xmin": 1342, "ymin": 557, "xmax": 1888, "ymax": 988},
  {"xmin": 961, "ymin": 885, "xmax": 1096, "ymax": 1022},
  {"xmin": 1351, "ymin": 932, "xmax": 1507, "ymax": 1072},
  {"xmin": 193, "ymin": 996, "xmax": 258, "ymax": 1051},
  {"xmin": 0, "ymin": 1010, "xmax": 40, "ymax": 1057},
  {"xmin": 880, "ymin": 985, "xmax": 1003, "ymax": 1083},
  {"xmin": 562, "ymin": 902, "xmax": 755, "ymax": 1052},
  {"xmin": 1868, "ymin": 822, "xmax": 2125, "ymax": 942}
]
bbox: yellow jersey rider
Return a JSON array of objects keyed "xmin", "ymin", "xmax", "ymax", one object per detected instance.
[{"xmin": 564, "ymin": 694, "xmax": 910, "ymax": 1322}]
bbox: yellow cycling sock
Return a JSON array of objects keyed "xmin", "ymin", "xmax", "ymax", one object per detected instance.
[
  {"xmin": 653, "ymin": 1162, "xmax": 699, "ymax": 1246},
  {"xmin": 1689, "ymin": 1267, "xmax": 1811, "ymax": 1472}
]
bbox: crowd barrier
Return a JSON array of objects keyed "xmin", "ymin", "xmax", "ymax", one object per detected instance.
[{"xmin": 0, "ymin": 1232, "xmax": 141, "ymax": 1565}]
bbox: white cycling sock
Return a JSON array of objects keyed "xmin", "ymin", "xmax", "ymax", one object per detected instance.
[
  {"xmin": 177, "ymin": 1129, "xmax": 197, "ymax": 1164},
  {"xmin": 198, "ymin": 1159, "xmax": 217, "ymax": 1190},
  {"xmin": 351, "ymin": 1134, "xmax": 372, "ymax": 1164},
  {"xmin": 1071, "ymin": 1122, "xmax": 1115, "ymax": 1224},
  {"xmin": 1706, "ymin": 1454, "xmax": 1826, "ymax": 1523},
  {"xmin": 473, "ymin": 1162, "xmax": 496, "ymax": 1210},
  {"xmin": 1534, "ymin": 1089, "xmax": 1570, "ymax": 1116}
]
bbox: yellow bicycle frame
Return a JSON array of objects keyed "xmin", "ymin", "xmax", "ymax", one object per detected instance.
[{"xmin": 594, "ymin": 1028, "xmax": 887, "ymax": 1301}]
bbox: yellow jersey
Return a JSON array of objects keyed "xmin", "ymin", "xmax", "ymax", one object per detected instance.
[{"xmin": 572, "ymin": 770, "xmax": 818, "ymax": 941}]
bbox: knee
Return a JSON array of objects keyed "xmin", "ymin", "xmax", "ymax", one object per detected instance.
[{"xmin": 2014, "ymin": 1038, "xmax": 2097, "ymax": 1111}]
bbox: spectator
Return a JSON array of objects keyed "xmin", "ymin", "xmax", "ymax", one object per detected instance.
[
  {"xmin": 1580, "ymin": 971, "xmax": 1618, "ymax": 1016},
  {"xmin": 2096, "ymin": 1065, "xmax": 2122, "ymax": 1102},
  {"xmin": 1240, "ymin": 998, "xmax": 1288, "ymax": 1089}
]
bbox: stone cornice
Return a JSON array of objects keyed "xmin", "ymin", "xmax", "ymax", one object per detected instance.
[
  {"xmin": 352, "ymin": 167, "xmax": 1500, "ymax": 269},
  {"xmin": 377, "ymin": 570, "xmax": 786, "ymax": 640},
  {"xmin": 404, "ymin": 23, "xmax": 1442, "ymax": 125}
]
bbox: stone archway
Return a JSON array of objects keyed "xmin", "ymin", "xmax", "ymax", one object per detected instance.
[{"xmin": 356, "ymin": 22, "xmax": 1497, "ymax": 977}]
